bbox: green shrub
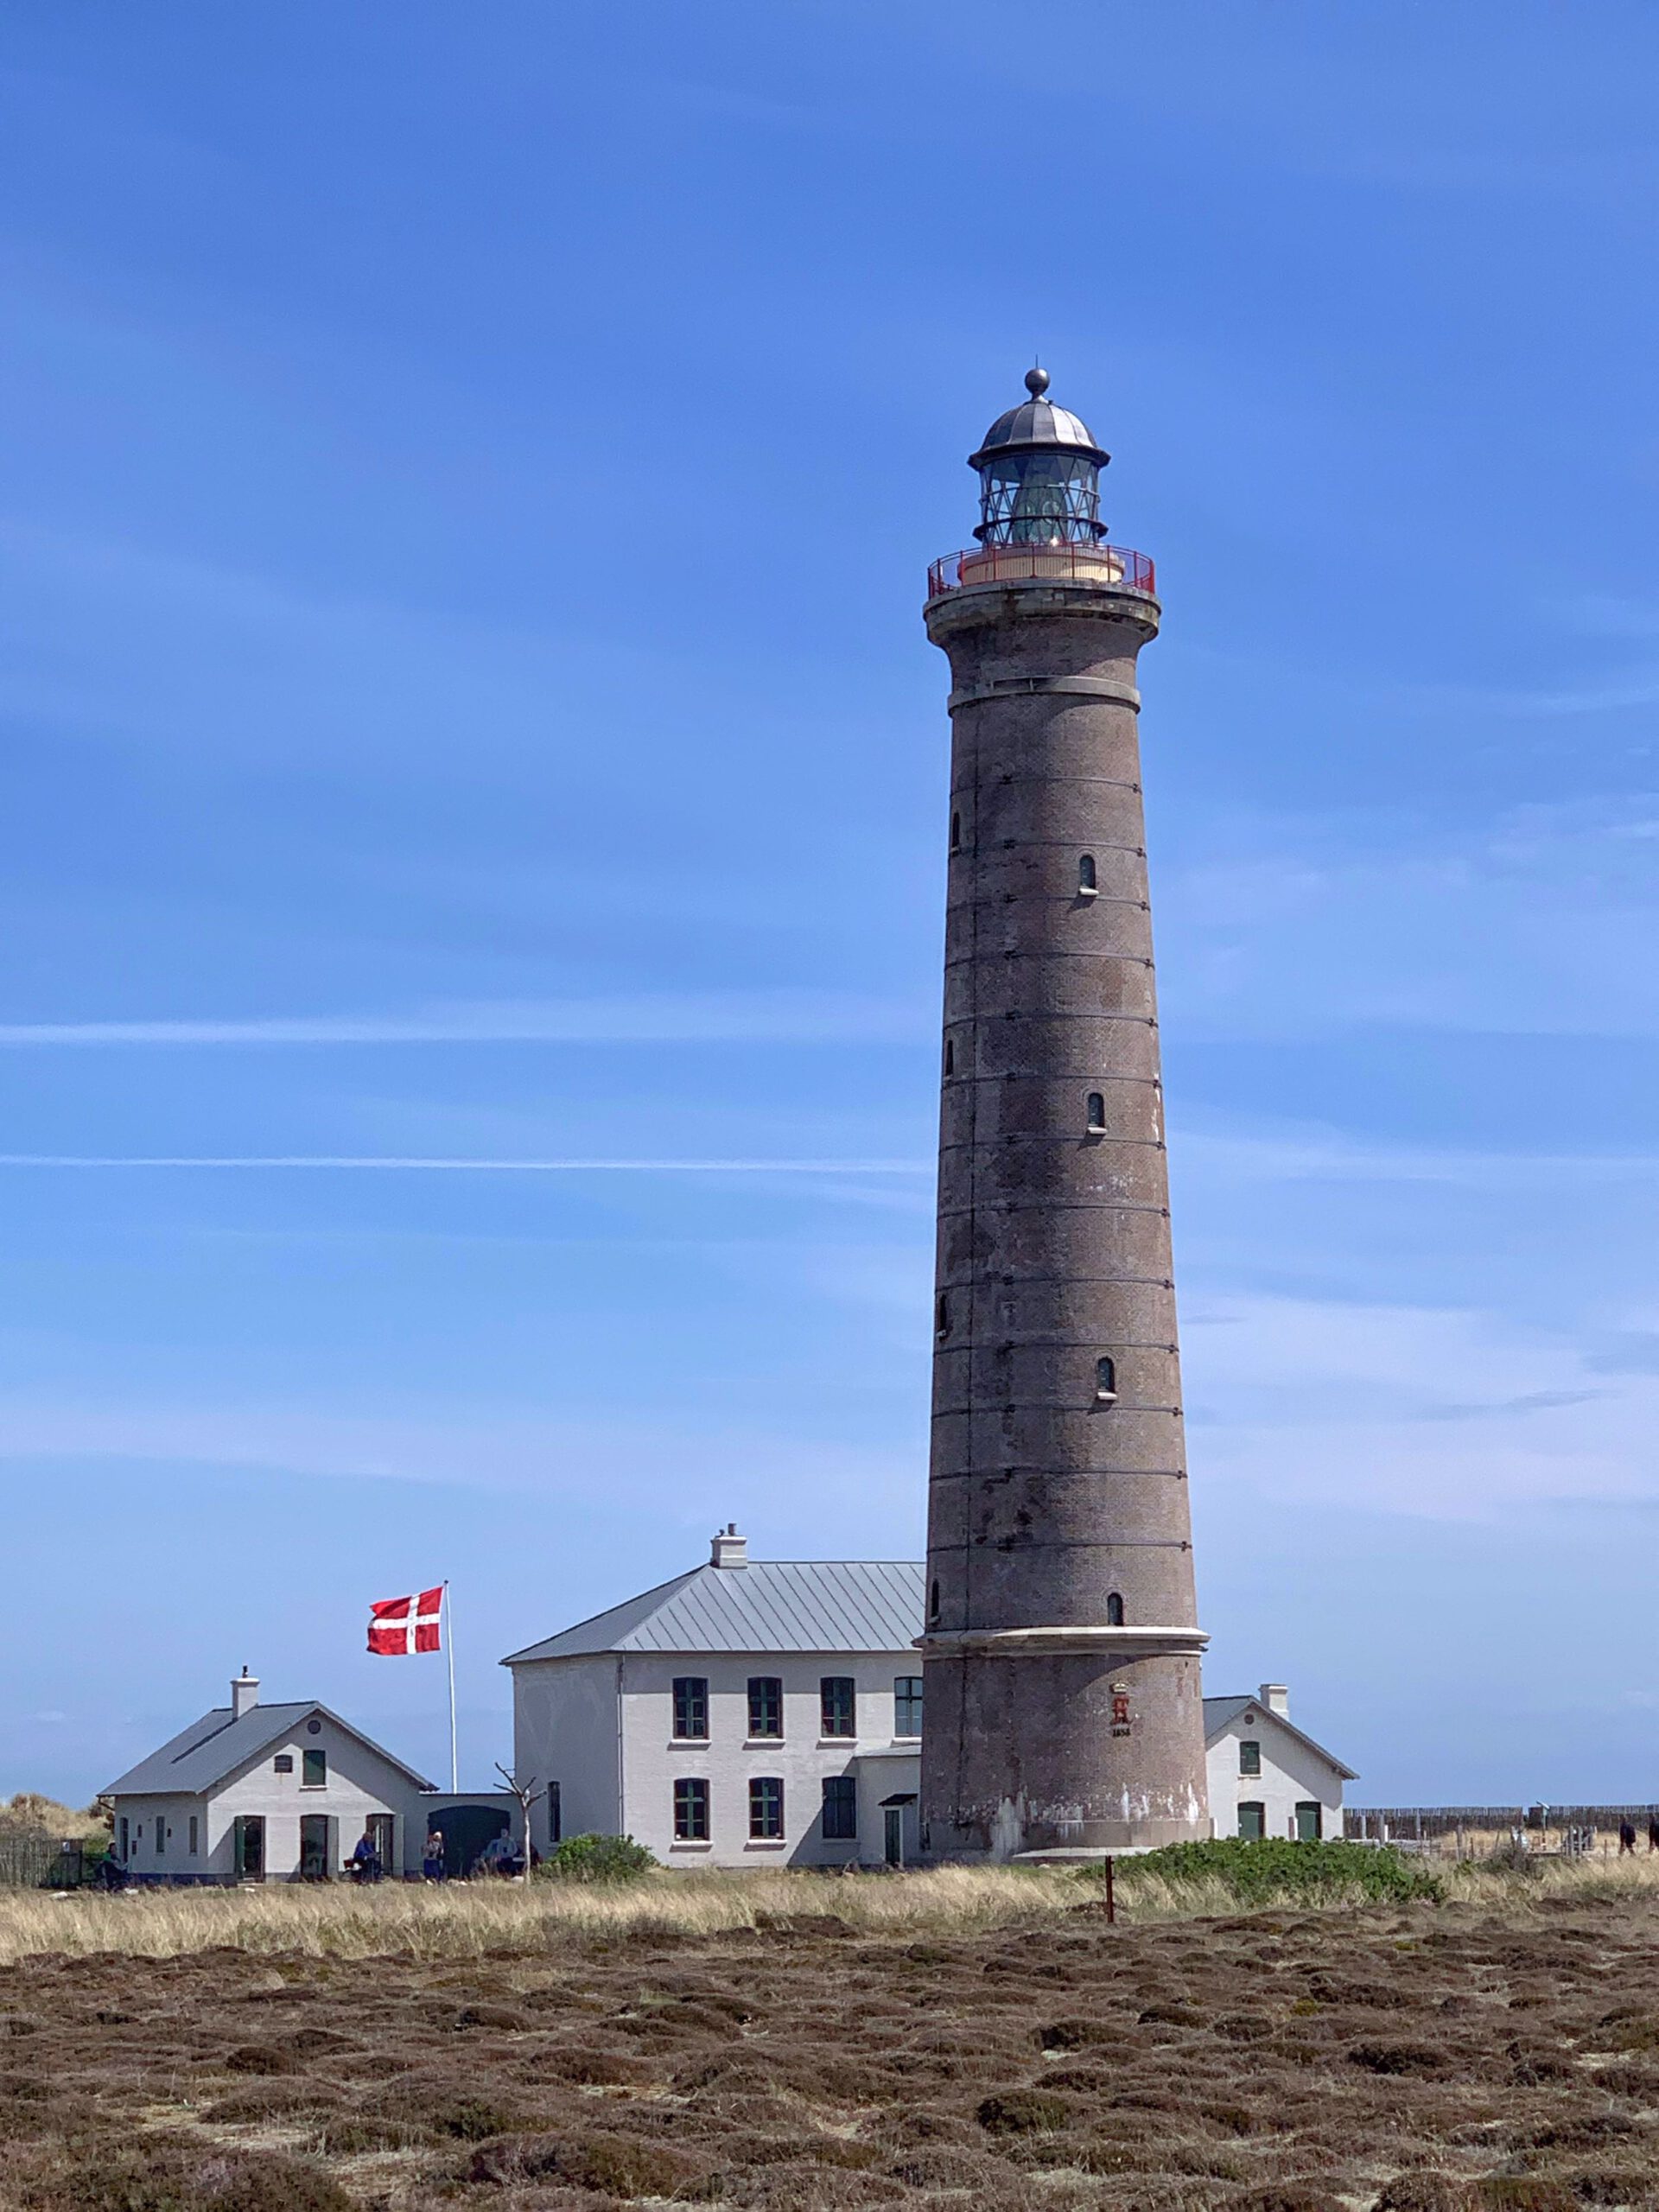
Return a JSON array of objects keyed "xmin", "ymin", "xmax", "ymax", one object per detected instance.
[
  {"xmin": 535, "ymin": 1832, "xmax": 657, "ymax": 1884},
  {"xmin": 1117, "ymin": 1837, "xmax": 1442, "ymax": 1907}
]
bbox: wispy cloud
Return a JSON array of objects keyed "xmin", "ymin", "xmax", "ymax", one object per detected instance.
[
  {"xmin": 1185, "ymin": 1291, "xmax": 1659, "ymax": 1522},
  {"xmin": 0, "ymin": 991, "xmax": 928, "ymax": 1048}
]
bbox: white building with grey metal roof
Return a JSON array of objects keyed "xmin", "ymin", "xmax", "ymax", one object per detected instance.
[
  {"xmin": 502, "ymin": 1528, "xmax": 1356, "ymax": 1866},
  {"xmin": 502, "ymin": 1528, "xmax": 930, "ymax": 1869}
]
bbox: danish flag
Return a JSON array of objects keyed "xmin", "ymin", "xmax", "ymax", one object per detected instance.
[{"xmin": 367, "ymin": 1586, "xmax": 443, "ymax": 1656}]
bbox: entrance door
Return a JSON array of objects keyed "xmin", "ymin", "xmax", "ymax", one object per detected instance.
[
  {"xmin": 1294, "ymin": 1802, "xmax": 1322, "ymax": 1842},
  {"xmin": 299, "ymin": 1815, "xmax": 330, "ymax": 1881},
  {"xmin": 233, "ymin": 1815, "xmax": 265, "ymax": 1881},
  {"xmin": 1236, "ymin": 1802, "xmax": 1265, "ymax": 1841},
  {"xmin": 368, "ymin": 1815, "xmax": 396, "ymax": 1878},
  {"xmin": 883, "ymin": 1807, "xmax": 903, "ymax": 1866}
]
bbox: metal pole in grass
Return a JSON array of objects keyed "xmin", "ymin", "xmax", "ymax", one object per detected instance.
[{"xmin": 1105, "ymin": 1855, "xmax": 1116, "ymax": 1925}]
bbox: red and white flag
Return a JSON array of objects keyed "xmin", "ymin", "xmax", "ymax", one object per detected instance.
[{"xmin": 367, "ymin": 1586, "xmax": 443, "ymax": 1656}]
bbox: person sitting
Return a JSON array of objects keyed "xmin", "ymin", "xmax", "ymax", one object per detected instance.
[{"xmin": 348, "ymin": 1827, "xmax": 382, "ymax": 1885}]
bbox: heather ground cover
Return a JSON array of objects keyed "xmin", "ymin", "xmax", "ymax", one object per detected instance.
[{"xmin": 6, "ymin": 1862, "xmax": 1659, "ymax": 2209}]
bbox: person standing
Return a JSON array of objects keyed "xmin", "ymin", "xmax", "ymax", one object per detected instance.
[
  {"xmin": 1618, "ymin": 1819, "xmax": 1637, "ymax": 1856},
  {"xmin": 423, "ymin": 1827, "xmax": 446, "ymax": 1882}
]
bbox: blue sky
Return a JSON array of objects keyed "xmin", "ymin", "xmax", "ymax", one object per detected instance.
[{"xmin": 4, "ymin": 4, "xmax": 1659, "ymax": 1808}]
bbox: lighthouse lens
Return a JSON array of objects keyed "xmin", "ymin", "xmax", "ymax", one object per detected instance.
[{"xmin": 977, "ymin": 451, "xmax": 1101, "ymax": 545}]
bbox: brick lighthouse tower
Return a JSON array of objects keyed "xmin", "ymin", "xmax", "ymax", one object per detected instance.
[{"xmin": 918, "ymin": 370, "xmax": 1210, "ymax": 1860}]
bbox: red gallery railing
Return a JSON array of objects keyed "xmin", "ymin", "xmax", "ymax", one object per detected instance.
[{"xmin": 926, "ymin": 542, "xmax": 1157, "ymax": 600}]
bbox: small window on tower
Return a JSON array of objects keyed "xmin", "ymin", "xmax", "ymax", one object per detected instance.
[
  {"xmin": 950, "ymin": 810, "xmax": 962, "ymax": 852},
  {"xmin": 1095, "ymin": 1356, "xmax": 1117, "ymax": 1403},
  {"xmin": 936, "ymin": 1294, "xmax": 950, "ymax": 1339},
  {"xmin": 1106, "ymin": 1592, "xmax": 1125, "ymax": 1626},
  {"xmin": 1077, "ymin": 854, "xmax": 1097, "ymax": 897},
  {"xmin": 943, "ymin": 1037, "xmax": 954, "ymax": 1077},
  {"xmin": 929, "ymin": 1580, "xmax": 941, "ymax": 1624},
  {"xmin": 1086, "ymin": 1090, "xmax": 1106, "ymax": 1135}
]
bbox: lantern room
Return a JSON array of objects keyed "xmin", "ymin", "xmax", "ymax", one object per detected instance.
[{"xmin": 969, "ymin": 366, "xmax": 1109, "ymax": 546}]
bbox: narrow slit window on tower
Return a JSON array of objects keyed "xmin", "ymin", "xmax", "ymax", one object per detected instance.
[
  {"xmin": 1086, "ymin": 1090, "xmax": 1106, "ymax": 1135},
  {"xmin": 929, "ymin": 1579, "xmax": 940, "ymax": 1623},
  {"xmin": 1106, "ymin": 1592, "xmax": 1125, "ymax": 1627},
  {"xmin": 950, "ymin": 810, "xmax": 962, "ymax": 853},
  {"xmin": 943, "ymin": 1038, "xmax": 954, "ymax": 1077},
  {"xmin": 1095, "ymin": 1356, "xmax": 1118, "ymax": 1403},
  {"xmin": 1077, "ymin": 853, "xmax": 1097, "ymax": 898},
  {"xmin": 936, "ymin": 1294, "xmax": 950, "ymax": 1339}
]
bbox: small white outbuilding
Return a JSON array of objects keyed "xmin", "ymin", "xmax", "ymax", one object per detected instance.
[
  {"xmin": 103, "ymin": 1670, "xmax": 514, "ymax": 1883},
  {"xmin": 1203, "ymin": 1684, "xmax": 1356, "ymax": 1843}
]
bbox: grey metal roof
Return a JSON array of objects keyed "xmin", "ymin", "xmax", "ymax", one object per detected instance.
[
  {"xmin": 103, "ymin": 1700, "xmax": 435, "ymax": 1797},
  {"xmin": 1203, "ymin": 1694, "xmax": 1357, "ymax": 1782},
  {"xmin": 502, "ymin": 1559, "xmax": 928, "ymax": 1664},
  {"xmin": 971, "ymin": 371, "xmax": 1107, "ymax": 467}
]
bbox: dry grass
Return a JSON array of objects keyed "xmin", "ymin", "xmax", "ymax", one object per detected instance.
[
  {"xmin": 0, "ymin": 1865, "xmax": 1083, "ymax": 1965},
  {"xmin": 14, "ymin": 1850, "xmax": 1659, "ymax": 1970}
]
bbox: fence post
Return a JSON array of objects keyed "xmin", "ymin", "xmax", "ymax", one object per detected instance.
[{"xmin": 1104, "ymin": 1855, "xmax": 1116, "ymax": 1926}]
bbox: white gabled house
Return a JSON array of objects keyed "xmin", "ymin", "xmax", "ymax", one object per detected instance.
[
  {"xmin": 503, "ymin": 1529, "xmax": 1357, "ymax": 1866},
  {"xmin": 103, "ymin": 1670, "xmax": 515, "ymax": 1883},
  {"xmin": 1203, "ymin": 1685, "xmax": 1355, "ymax": 1843},
  {"xmin": 504, "ymin": 1529, "xmax": 927, "ymax": 1870}
]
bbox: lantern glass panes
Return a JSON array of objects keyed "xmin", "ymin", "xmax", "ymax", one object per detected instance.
[{"xmin": 977, "ymin": 450, "xmax": 1101, "ymax": 545}]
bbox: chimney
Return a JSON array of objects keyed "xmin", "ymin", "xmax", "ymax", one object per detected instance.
[
  {"xmin": 1259, "ymin": 1682, "xmax": 1288, "ymax": 1719},
  {"xmin": 231, "ymin": 1668, "xmax": 259, "ymax": 1721},
  {"xmin": 709, "ymin": 1522, "xmax": 748, "ymax": 1569}
]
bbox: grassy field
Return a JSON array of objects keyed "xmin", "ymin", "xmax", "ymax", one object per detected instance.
[{"xmin": 7, "ymin": 1858, "xmax": 1659, "ymax": 2207}]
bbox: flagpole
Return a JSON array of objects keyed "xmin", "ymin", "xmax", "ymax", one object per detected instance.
[{"xmin": 445, "ymin": 1582, "xmax": 458, "ymax": 1792}]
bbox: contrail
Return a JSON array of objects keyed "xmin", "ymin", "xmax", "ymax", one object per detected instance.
[{"xmin": 0, "ymin": 1154, "xmax": 930, "ymax": 1174}]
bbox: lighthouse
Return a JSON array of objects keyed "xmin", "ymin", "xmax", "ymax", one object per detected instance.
[{"xmin": 918, "ymin": 370, "xmax": 1211, "ymax": 1859}]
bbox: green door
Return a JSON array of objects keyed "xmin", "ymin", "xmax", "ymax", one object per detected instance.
[
  {"xmin": 1294, "ymin": 1802, "xmax": 1322, "ymax": 1842},
  {"xmin": 1237, "ymin": 1802, "xmax": 1265, "ymax": 1841}
]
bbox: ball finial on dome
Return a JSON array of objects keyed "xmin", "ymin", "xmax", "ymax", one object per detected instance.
[{"xmin": 1024, "ymin": 364, "xmax": 1050, "ymax": 399}]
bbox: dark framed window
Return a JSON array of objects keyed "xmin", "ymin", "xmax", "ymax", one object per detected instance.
[
  {"xmin": 1294, "ymin": 1801, "xmax": 1322, "ymax": 1842},
  {"xmin": 547, "ymin": 1781, "xmax": 562, "ymax": 1846},
  {"xmin": 822, "ymin": 1775, "xmax": 857, "ymax": 1840},
  {"xmin": 118, "ymin": 1817, "xmax": 129, "ymax": 1861},
  {"xmin": 821, "ymin": 1677, "xmax": 856, "ymax": 1738},
  {"xmin": 928, "ymin": 1579, "xmax": 940, "ymax": 1624},
  {"xmin": 950, "ymin": 810, "xmax": 962, "ymax": 852},
  {"xmin": 1077, "ymin": 853, "xmax": 1097, "ymax": 895},
  {"xmin": 935, "ymin": 1294, "xmax": 950, "ymax": 1339},
  {"xmin": 1105, "ymin": 1592, "xmax": 1125, "ymax": 1626},
  {"xmin": 188, "ymin": 1815, "xmax": 199, "ymax": 1855},
  {"xmin": 747, "ymin": 1676, "xmax": 783, "ymax": 1738},
  {"xmin": 672, "ymin": 1676, "xmax": 709, "ymax": 1740},
  {"xmin": 1238, "ymin": 1739, "xmax": 1262, "ymax": 1777},
  {"xmin": 943, "ymin": 1037, "xmax": 954, "ymax": 1077},
  {"xmin": 749, "ymin": 1777, "xmax": 784, "ymax": 1840},
  {"xmin": 1086, "ymin": 1090, "xmax": 1106, "ymax": 1135},
  {"xmin": 274, "ymin": 1754, "xmax": 293, "ymax": 1774},
  {"xmin": 1237, "ymin": 1801, "xmax": 1266, "ymax": 1841},
  {"xmin": 893, "ymin": 1676, "xmax": 923, "ymax": 1738},
  {"xmin": 302, "ymin": 1748, "xmax": 327, "ymax": 1788},
  {"xmin": 155, "ymin": 1818, "xmax": 167, "ymax": 1857},
  {"xmin": 673, "ymin": 1777, "xmax": 709, "ymax": 1841},
  {"xmin": 1095, "ymin": 1356, "xmax": 1117, "ymax": 1402}
]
